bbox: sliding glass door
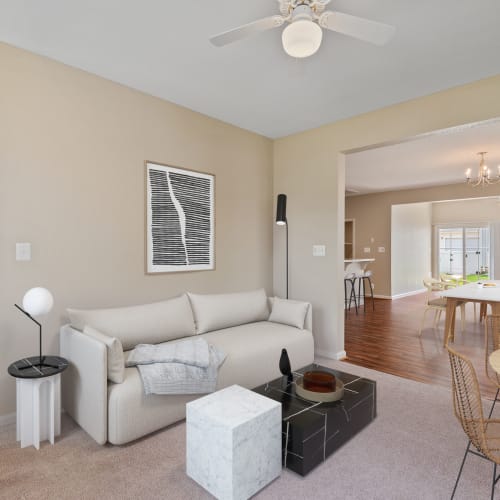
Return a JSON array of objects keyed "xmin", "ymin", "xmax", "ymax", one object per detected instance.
[{"xmin": 438, "ymin": 226, "xmax": 489, "ymax": 280}]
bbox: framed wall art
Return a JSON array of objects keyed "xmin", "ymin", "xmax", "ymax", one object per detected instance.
[{"xmin": 145, "ymin": 161, "xmax": 215, "ymax": 273}]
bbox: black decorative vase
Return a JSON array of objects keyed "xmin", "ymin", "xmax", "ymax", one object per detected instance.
[{"xmin": 279, "ymin": 348, "xmax": 293, "ymax": 383}]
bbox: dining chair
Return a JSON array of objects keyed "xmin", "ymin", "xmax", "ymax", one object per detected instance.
[
  {"xmin": 447, "ymin": 345, "xmax": 500, "ymax": 499},
  {"xmin": 418, "ymin": 278, "xmax": 465, "ymax": 336},
  {"xmin": 440, "ymin": 273, "xmax": 470, "ymax": 287},
  {"xmin": 440, "ymin": 273, "xmax": 479, "ymax": 321},
  {"xmin": 485, "ymin": 315, "xmax": 500, "ymax": 417}
]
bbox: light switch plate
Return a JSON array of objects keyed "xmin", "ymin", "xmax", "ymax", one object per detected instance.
[
  {"xmin": 378, "ymin": 246, "xmax": 386, "ymax": 253},
  {"xmin": 16, "ymin": 242, "xmax": 31, "ymax": 261},
  {"xmin": 363, "ymin": 247, "xmax": 371, "ymax": 253},
  {"xmin": 313, "ymin": 245, "xmax": 326, "ymax": 257}
]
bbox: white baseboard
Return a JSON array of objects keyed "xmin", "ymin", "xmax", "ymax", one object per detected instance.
[
  {"xmin": 316, "ymin": 349, "xmax": 347, "ymax": 360},
  {"xmin": 0, "ymin": 412, "xmax": 16, "ymax": 427},
  {"xmin": 373, "ymin": 288, "xmax": 426, "ymax": 300},
  {"xmin": 391, "ymin": 288, "xmax": 426, "ymax": 300}
]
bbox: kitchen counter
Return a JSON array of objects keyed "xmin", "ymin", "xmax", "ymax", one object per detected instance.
[{"xmin": 344, "ymin": 259, "xmax": 375, "ymax": 273}]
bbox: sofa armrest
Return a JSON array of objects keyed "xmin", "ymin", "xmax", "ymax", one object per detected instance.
[{"xmin": 60, "ymin": 324, "xmax": 108, "ymax": 444}]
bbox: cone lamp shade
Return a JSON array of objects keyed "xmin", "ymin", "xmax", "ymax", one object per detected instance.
[{"xmin": 276, "ymin": 194, "xmax": 287, "ymax": 225}]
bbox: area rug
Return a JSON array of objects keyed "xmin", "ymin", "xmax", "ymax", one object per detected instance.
[{"xmin": 0, "ymin": 358, "xmax": 495, "ymax": 499}]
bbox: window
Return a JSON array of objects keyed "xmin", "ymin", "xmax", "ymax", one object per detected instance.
[{"xmin": 438, "ymin": 226, "xmax": 489, "ymax": 280}]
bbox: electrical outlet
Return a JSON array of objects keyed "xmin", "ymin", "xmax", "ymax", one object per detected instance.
[
  {"xmin": 378, "ymin": 246, "xmax": 385, "ymax": 253},
  {"xmin": 363, "ymin": 247, "xmax": 371, "ymax": 253}
]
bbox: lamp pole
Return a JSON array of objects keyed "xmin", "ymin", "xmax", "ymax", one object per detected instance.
[{"xmin": 285, "ymin": 219, "xmax": 289, "ymax": 299}]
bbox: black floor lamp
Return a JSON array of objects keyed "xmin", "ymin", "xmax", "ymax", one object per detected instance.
[{"xmin": 276, "ymin": 194, "xmax": 288, "ymax": 299}]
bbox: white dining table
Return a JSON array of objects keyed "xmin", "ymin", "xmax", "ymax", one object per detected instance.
[{"xmin": 441, "ymin": 281, "xmax": 500, "ymax": 346}]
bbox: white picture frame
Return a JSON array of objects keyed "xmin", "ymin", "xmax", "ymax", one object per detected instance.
[{"xmin": 145, "ymin": 161, "xmax": 215, "ymax": 273}]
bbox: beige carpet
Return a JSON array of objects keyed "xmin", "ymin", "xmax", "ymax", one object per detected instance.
[{"xmin": 0, "ymin": 358, "xmax": 495, "ymax": 500}]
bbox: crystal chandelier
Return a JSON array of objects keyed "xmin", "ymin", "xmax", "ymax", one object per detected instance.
[{"xmin": 466, "ymin": 152, "xmax": 500, "ymax": 187}]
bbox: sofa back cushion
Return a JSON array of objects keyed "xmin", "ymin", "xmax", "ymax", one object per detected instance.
[
  {"xmin": 188, "ymin": 289, "xmax": 269, "ymax": 334},
  {"xmin": 67, "ymin": 294, "xmax": 195, "ymax": 350}
]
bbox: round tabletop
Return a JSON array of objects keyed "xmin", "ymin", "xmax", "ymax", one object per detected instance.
[
  {"xmin": 8, "ymin": 356, "xmax": 68, "ymax": 379},
  {"xmin": 489, "ymin": 350, "xmax": 500, "ymax": 375}
]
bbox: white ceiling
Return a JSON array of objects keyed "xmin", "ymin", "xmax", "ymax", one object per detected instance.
[
  {"xmin": 1, "ymin": 1, "xmax": 500, "ymax": 138},
  {"xmin": 346, "ymin": 119, "xmax": 500, "ymax": 194}
]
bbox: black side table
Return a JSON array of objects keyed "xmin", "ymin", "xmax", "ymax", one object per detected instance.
[{"xmin": 8, "ymin": 356, "xmax": 68, "ymax": 449}]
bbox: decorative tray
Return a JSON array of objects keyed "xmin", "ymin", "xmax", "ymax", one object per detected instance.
[{"xmin": 295, "ymin": 370, "xmax": 344, "ymax": 403}]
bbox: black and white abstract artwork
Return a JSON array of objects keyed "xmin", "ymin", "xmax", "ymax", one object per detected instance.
[{"xmin": 146, "ymin": 162, "xmax": 214, "ymax": 273}]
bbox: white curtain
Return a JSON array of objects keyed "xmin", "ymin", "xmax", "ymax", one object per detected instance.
[{"xmin": 489, "ymin": 222, "xmax": 500, "ymax": 280}]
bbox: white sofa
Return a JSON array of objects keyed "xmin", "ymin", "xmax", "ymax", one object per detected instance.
[{"xmin": 60, "ymin": 289, "xmax": 314, "ymax": 445}]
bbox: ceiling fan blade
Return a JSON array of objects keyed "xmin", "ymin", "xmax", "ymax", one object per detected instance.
[
  {"xmin": 210, "ymin": 15, "xmax": 285, "ymax": 47},
  {"xmin": 319, "ymin": 11, "xmax": 395, "ymax": 46}
]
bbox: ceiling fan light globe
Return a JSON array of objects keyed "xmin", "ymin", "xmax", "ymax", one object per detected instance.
[{"xmin": 282, "ymin": 20, "xmax": 323, "ymax": 58}]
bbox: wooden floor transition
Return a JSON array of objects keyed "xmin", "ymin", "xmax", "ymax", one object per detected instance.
[{"xmin": 343, "ymin": 292, "xmax": 497, "ymax": 400}]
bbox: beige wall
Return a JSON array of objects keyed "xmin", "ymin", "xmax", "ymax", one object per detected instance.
[
  {"xmin": 432, "ymin": 197, "xmax": 500, "ymax": 225},
  {"xmin": 346, "ymin": 183, "xmax": 500, "ymax": 298},
  {"xmin": 275, "ymin": 75, "xmax": 500, "ymax": 359},
  {"xmin": 0, "ymin": 43, "xmax": 273, "ymax": 416}
]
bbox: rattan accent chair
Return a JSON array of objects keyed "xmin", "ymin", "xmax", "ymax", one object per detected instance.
[
  {"xmin": 447, "ymin": 345, "xmax": 500, "ymax": 499},
  {"xmin": 485, "ymin": 315, "xmax": 500, "ymax": 417}
]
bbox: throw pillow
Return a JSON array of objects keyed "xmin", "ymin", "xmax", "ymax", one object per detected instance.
[
  {"xmin": 83, "ymin": 325, "xmax": 125, "ymax": 384},
  {"xmin": 268, "ymin": 297, "xmax": 310, "ymax": 330}
]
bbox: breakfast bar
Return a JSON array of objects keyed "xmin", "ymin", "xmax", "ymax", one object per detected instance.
[{"xmin": 344, "ymin": 259, "xmax": 375, "ymax": 311}]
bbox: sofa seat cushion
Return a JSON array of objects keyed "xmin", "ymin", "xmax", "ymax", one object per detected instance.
[
  {"xmin": 109, "ymin": 321, "xmax": 314, "ymax": 445},
  {"xmin": 108, "ymin": 367, "xmax": 199, "ymax": 445},
  {"xmin": 68, "ymin": 294, "xmax": 195, "ymax": 350},
  {"xmin": 201, "ymin": 321, "xmax": 314, "ymax": 390}
]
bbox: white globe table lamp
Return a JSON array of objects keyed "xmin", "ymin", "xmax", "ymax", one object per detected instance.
[{"xmin": 15, "ymin": 287, "xmax": 56, "ymax": 369}]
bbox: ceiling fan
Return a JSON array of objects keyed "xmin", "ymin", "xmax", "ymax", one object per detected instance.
[{"xmin": 210, "ymin": 0, "xmax": 395, "ymax": 59}]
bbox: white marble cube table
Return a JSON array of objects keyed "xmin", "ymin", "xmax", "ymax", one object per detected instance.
[{"xmin": 186, "ymin": 384, "xmax": 281, "ymax": 500}]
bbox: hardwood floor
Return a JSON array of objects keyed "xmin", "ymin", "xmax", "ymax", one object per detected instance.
[{"xmin": 343, "ymin": 293, "xmax": 497, "ymax": 400}]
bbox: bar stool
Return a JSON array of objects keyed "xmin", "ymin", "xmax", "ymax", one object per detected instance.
[
  {"xmin": 344, "ymin": 272, "xmax": 358, "ymax": 317},
  {"xmin": 356, "ymin": 270, "xmax": 375, "ymax": 312}
]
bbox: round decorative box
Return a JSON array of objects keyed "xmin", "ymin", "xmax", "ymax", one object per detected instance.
[{"xmin": 295, "ymin": 370, "xmax": 344, "ymax": 403}]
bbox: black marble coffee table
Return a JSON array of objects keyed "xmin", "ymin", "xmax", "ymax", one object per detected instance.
[{"xmin": 253, "ymin": 363, "xmax": 376, "ymax": 476}]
